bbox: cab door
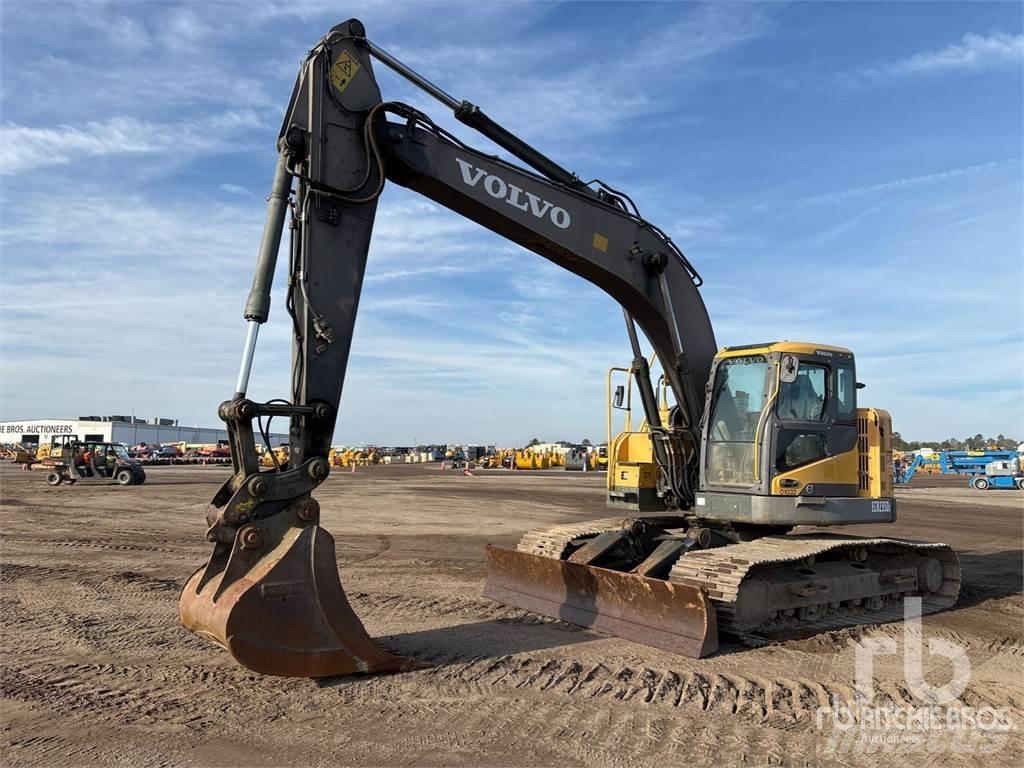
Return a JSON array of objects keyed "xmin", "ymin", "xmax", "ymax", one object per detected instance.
[{"xmin": 770, "ymin": 353, "xmax": 859, "ymax": 496}]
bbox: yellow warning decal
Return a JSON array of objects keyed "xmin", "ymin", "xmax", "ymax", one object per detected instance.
[
  {"xmin": 592, "ymin": 233, "xmax": 609, "ymax": 252},
  {"xmin": 330, "ymin": 49, "xmax": 361, "ymax": 95}
]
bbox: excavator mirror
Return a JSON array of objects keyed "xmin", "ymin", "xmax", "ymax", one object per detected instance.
[
  {"xmin": 779, "ymin": 354, "xmax": 799, "ymax": 384},
  {"xmin": 613, "ymin": 385, "xmax": 626, "ymax": 409}
]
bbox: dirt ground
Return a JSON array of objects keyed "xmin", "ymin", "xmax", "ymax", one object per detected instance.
[{"xmin": 1, "ymin": 464, "xmax": 1021, "ymax": 767}]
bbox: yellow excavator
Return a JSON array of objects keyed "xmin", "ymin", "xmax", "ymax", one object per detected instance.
[
  {"xmin": 259, "ymin": 444, "xmax": 290, "ymax": 469},
  {"xmin": 179, "ymin": 20, "xmax": 959, "ymax": 676}
]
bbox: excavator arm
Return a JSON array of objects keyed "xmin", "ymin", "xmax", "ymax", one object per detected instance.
[{"xmin": 179, "ymin": 19, "xmax": 719, "ymax": 677}]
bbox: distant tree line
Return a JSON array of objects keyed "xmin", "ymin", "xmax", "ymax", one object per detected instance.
[{"xmin": 892, "ymin": 432, "xmax": 1020, "ymax": 452}]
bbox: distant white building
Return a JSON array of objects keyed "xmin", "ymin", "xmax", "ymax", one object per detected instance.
[
  {"xmin": 529, "ymin": 442, "xmax": 575, "ymax": 455},
  {"xmin": 0, "ymin": 416, "xmax": 287, "ymax": 449}
]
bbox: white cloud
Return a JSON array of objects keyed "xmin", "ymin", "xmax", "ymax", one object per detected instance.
[
  {"xmin": 796, "ymin": 160, "xmax": 1017, "ymax": 205},
  {"xmin": 220, "ymin": 183, "xmax": 253, "ymax": 196},
  {"xmin": 364, "ymin": 265, "xmax": 473, "ymax": 283},
  {"xmin": 671, "ymin": 213, "xmax": 726, "ymax": 239},
  {"xmin": 0, "ymin": 111, "xmax": 267, "ymax": 175},
  {"xmin": 847, "ymin": 32, "xmax": 1024, "ymax": 83},
  {"xmin": 382, "ymin": 3, "xmax": 773, "ymax": 152}
]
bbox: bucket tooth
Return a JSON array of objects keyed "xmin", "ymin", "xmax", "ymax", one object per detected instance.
[
  {"xmin": 484, "ymin": 544, "xmax": 717, "ymax": 658},
  {"xmin": 180, "ymin": 521, "xmax": 426, "ymax": 678}
]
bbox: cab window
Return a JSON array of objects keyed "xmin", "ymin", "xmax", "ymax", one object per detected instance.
[
  {"xmin": 836, "ymin": 364, "xmax": 856, "ymax": 420},
  {"xmin": 776, "ymin": 432, "xmax": 828, "ymax": 470},
  {"xmin": 777, "ymin": 363, "xmax": 826, "ymax": 421},
  {"xmin": 704, "ymin": 355, "xmax": 771, "ymax": 486}
]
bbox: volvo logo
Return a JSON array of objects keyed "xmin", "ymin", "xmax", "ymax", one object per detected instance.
[{"xmin": 454, "ymin": 158, "xmax": 571, "ymax": 229}]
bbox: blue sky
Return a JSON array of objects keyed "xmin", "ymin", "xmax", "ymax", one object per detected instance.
[{"xmin": 1, "ymin": 1, "xmax": 1021, "ymax": 445}]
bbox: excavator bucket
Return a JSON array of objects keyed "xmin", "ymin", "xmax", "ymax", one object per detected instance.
[
  {"xmin": 180, "ymin": 521, "xmax": 426, "ymax": 677},
  {"xmin": 484, "ymin": 545, "xmax": 718, "ymax": 658}
]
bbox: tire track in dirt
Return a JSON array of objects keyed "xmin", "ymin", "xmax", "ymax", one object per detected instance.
[
  {"xmin": 3, "ymin": 732, "xmax": 109, "ymax": 767},
  {"xmin": 331, "ymin": 683, "xmax": 834, "ymax": 768},
  {"xmin": 848, "ymin": 623, "xmax": 1024, "ymax": 658},
  {"xmin": 2, "ymin": 560, "xmax": 183, "ymax": 598},
  {"xmin": 317, "ymin": 592, "xmax": 1024, "ymax": 728},
  {"xmin": 348, "ymin": 591, "xmax": 563, "ymax": 625},
  {"xmin": 0, "ymin": 563, "xmax": 63, "ymax": 583},
  {"xmin": 0, "ymin": 663, "xmax": 213, "ymax": 733},
  {"xmin": 3, "ymin": 598, "xmax": 201, "ymax": 657},
  {"xmin": 2, "ymin": 570, "xmax": 201, "ymax": 658},
  {"xmin": 48, "ymin": 538, "xmax": 179, "ymax": 554},
  {"xmin": 337, "ymin": 534, "xmax": 392, "ymax": 563},
  {"xmin": 424, "ymin": 653, "xmax": 1023, "ymax": 732}
]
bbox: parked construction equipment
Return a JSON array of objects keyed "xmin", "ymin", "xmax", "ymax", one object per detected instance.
[
  {"xmin": 178, "ymin": 20, "xmax": 959, "ymax": 677},
  {"xmin": 938, "ymin": 450, "xmax": 1017, "ymax": 475},
  {"xmin": 969, "ymin": 458, "xmax": 1024, "ymax": 491},
  {"xmin": 896, "ymin": 449, "xmax": 1019, "ymax": 484},
  {"xmin": 1, "ymin": 443, "xmax": 36, "ymax": 466},
  {"xmin": 895, "ymin": 453, "xmax": 928, "ymax": 485},
  {"xmin": 261, "ymin": 444, "xmax": 290, "ymax": 469}
]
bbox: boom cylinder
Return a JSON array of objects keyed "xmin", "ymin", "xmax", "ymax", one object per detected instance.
[
  {"xmin": 243, "ymin": 152, "xmax": 292, "ymax": 324},
  {"xmin": 234, "ymin": 152, "xmax": 292, "ymax": 398},
  {"xmin": 234, "ymin": 321, "xmax": 260, "ymax": 397}
]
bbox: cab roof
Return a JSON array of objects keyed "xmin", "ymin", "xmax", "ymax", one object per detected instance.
[{"xmin": 716, "ymin": 341, "xmax": 854, "ymax": 359}]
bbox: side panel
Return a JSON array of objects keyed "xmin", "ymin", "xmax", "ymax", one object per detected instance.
[
  {"xmin": 770, "ymin": 448, "xmax": 859, "ymax": 497},
  {"xmin": 693, "ymin": 491, "xmax": 896, "ymax": 525},
  {"xmin": 607, "ymin": 429, "xmax": 663, "ymax": 511},
  {"xmin": 858, "ymin": 407, "xmax": 894, "ymax": 499}
]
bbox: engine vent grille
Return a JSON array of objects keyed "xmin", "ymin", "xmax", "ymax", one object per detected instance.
[{"xmin": 857, "ymin": 414, "xmax": 870, "ymax": 492}]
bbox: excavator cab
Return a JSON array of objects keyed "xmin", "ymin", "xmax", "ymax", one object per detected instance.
[
  {"xmin": 606, "ymin": 342, "xmax": 897, "ymax": 524},
  {"xmin": 697, "ymin": 342, "xmax": 895, "ymax": 527},
  {"xmin": 606, "ymin": 342, "xmax": 895, "ymax": 524}
]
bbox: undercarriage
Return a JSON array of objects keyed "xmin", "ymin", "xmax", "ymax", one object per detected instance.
[{"xmin": 485, "ymin": 516, "xmax": 960, "ymax": 653}]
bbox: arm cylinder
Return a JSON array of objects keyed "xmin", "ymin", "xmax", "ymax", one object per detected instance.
[
  {"xmin": 365, "ymin": 41, "xmax": 460, "ymax": 110},
  {"xmin": 453, "ymin": 104, "xmax": 589, "ymax": 193},
  {"xmin": 364, "ymin": 41, "xmax": 593, "ymax": 196},
  {"xmin": 243, "ymin": 152, "xmax": 292, "ymax": 323}
]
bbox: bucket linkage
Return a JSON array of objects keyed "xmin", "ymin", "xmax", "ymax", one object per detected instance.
[{"xmin": 179, "ymin": 397, "xmax": 424, "ymax": 678}]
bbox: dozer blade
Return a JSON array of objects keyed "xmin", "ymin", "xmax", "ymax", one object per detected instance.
[
  {"xmin": 180, "ymin": 522, "xmax": 426, "ymax": 677},
  {"xmin": 484, "ymin": 544, "xmax": 718, "ymax": 658}
]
